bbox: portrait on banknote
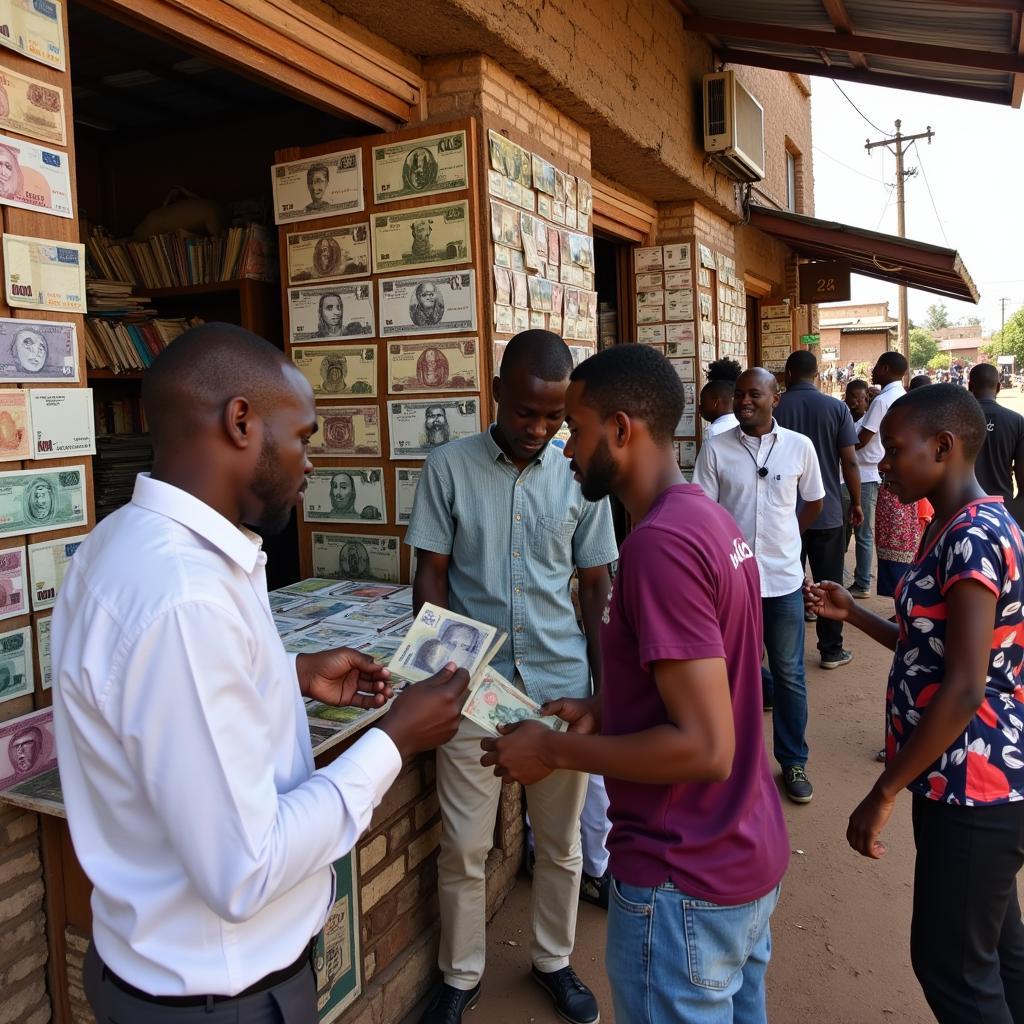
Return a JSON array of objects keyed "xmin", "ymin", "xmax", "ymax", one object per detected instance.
[
  {"xmin": 287, "ymin": 225, "xmax": 370, "ymax": 285},
  {"xmin": 292, "ymin": 347, "xmax": 376, "ymax": 400},
  {"xmin": 387, "ymin": 338, "xmax": 478, "ymax": 394},
  {"xmin": 373, "ymin": 130, "xmax": 468, "ymax": 205},
  {"xmin": 288, "ymin": 283, "xmax": 375, "ymax": 343},
  {"xmin": 0, "ymin": 708, "xmax": 54, "ymax": 796},
  {"xmin": 0, "ymin": 132, "xmax": 72, "ymax": 218},
  {"xmin": 412, "ymin": 618, "xmax": 483, "ymax": 673},
  {"xmin": 0, "ymin": 466, "xmax": 87, "ymax": 540},
  {"xmin": 0, "ymin": 318, "xmax": 77, "ymax": 382},
  {"xmin": 311, "ymin": 406, "xmax": 381, "ymax": 458},
  {"xmin": 391, "ymin": 602, "xmax": 501, "ymax": 684},
  {"xmin": 0, "ymin": 67, "xmax": 64, "ymax": 146},
  {"xmin": 272, "ymin": 149, "xmax": 364, "ymax": 225},
  {"xmin": 371, "ymin": 200, "xmax": 470, "ymax": 274},
  {"xmin": 0, "ymin": 625, "xmax": 31, "ymax": 706},
  {"xmin": 312, "ymin": 532, "xmax": 401, "ymax": 583},
  {"xmin": 302, "ymin": 468, "xmax": 385, "ymax": 525}
]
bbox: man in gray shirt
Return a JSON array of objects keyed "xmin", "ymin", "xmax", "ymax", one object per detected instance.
[
  {"xmin": 407, "ymin": 330, "xmax": 617, "ymax": 1024},
  {"xmin": 775, "ymin": 351, "xmax": 862, "ymax": 669}
]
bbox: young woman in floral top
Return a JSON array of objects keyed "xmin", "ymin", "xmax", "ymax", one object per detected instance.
[{"xmin": 808, "ymin": 384, "xmax": 1024, "ymax": 1023}]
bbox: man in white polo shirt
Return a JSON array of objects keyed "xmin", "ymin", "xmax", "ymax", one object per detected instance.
[
  {"xmin": 851, "ymin": 351, "xmax": 908, "ymax": 597},
  {"xmin": 693, "ymin": 367, "xmax": 824, "ymax": 804}
]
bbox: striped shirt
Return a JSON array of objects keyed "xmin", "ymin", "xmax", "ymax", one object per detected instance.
[{"xmin": 405, "ymin": 427, "xmax": 618, "ymax": 702}]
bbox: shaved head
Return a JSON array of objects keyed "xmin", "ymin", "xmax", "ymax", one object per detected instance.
[{"xmin": 737, "ymin": 367, "xmax": 779, "ymax": 393}]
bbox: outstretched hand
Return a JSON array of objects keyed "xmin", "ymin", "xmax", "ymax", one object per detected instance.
[
  {"xmin": 480, "ymin": 720, "xmax": 557, "ymax": 786},
  {"xmin": 296, "ymin": 648, "xmax": 393, "ymax": 709},
  {"xmin": 804, "ymin": 580, "xmax": 856, "ymax": 622}
]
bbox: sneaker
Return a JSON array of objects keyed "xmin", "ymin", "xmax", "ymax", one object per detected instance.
[
  {"xmin": 820, "ymin": 650, "xmax": 854, "ymax": 670},
  {"xmin": 763, "ymin": 695, "xmax": 774, "ymax": 712},
  {"xmin": 804, "ymin": 610, "xmax": 818, "ymax": 622},
  {"xmin": 849, "ymin": 586, "xmax": 870, "ymax": 599},
  {"xmin": 579, "ymin": 870, "xmax": 609, "ymax": 909},
  {"xmin": 783, "ymin": 765, "xmax": 814, "ymax": 804},
  {"xmin": 419, "ymin": 983, "xmax": 481, "ymax": 1024},
  {"xmin": 531, "ymin": 966, "xmax": 599, "ymax": 1024}
]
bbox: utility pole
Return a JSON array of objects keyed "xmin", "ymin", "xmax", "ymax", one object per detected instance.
[
  {"xmin": 865, "ymin": 120, "xmax": 935, "ymax": 359},
  {"xmin": 1001, "ymin": 296, "xmax": 1011, "ymax": 339}
]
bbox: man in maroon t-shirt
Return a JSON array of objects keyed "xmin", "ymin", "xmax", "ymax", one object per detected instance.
[{"xmin": 482, "ymin": 345, "xmax": 789, "ymax": 1022}]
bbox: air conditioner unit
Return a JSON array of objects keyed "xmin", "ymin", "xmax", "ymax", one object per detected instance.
[{"xmin": 703, "ymin": 71, "xmax": 765, "ymax": 182}]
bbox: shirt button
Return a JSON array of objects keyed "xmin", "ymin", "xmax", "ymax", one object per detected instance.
[
  {"xmin": 515, "ymin": 658, "xmax": 522, "ymax": 666},
  {"xmin": 514, "ymin": 586, "xmax": 522, "ymax": 594},
  {"xmin": 515, "ymin": 513, "xmax": 522, "ymax": 521},
  {"xmin": 513, "ymin": 551, "xmax": 520, "ymax": 558},
  {"xmin": 516, "ymin": 625, "xmax": 524, "ymax": 633}
]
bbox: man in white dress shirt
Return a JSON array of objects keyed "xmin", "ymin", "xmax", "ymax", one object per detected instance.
[
  {"xmin": 52, "ymin": 323, "xmax": 470, "ymax": 1023},
  {"xmin": 692, "ymin": 367, "xmax": 824, "ymax": 804}
]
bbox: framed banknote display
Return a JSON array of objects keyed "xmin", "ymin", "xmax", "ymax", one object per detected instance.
[{"xmin": 313, "ymin": 852, "xmax": 361, "ymax": 1022}]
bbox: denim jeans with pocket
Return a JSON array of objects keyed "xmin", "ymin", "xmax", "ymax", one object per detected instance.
[
  {"xmin": 606, "ymin": 878, "xmax": 780, "ymax": 1024},
  {"xmin": 761, "ymin": 588, "xmax": 809, "ymax": 769}
]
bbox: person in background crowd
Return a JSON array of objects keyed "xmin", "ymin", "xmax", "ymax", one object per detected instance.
[
  {"xmin": 52, "ymin": 324, "xmax": 471, "ymax": 1024},
  {"xmin": 909, "ymin": 374, "xmax": 932, "ymax": 390},
  {"xmin": 807, "ymin": 384, "xmax": 1024, "ymax": 1024},
  {"xmin": 407, "ymin": 329, "xmax": 617, "ymax": 1024},
  {"xmin": 693, "ymin": 367, "xmax": 825, "ymax": 804},
  {"xmin": 842, "ymin": 379, "xmax": 873, "ymax": 559},
  {"xmin": 854, "ymin": 352, "xmax": 910, "ymax": 599},
  {"xmin": 698, "ymin": 357, "xmax": 743, "ymax": 436},
  {"xmin": 775, "ymin": 351, "xmax": 862, "ymax": 670},
  {"xmin": 482, "ymin": 344, "xmax": 789, "ymax": 1024},
  {"xmin": 969, "ymin": 362, "xmax": 1024, "ymax": 525}
]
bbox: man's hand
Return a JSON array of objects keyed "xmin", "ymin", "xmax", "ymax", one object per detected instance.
[
  {"xmin": 480, "ymin": 720, "xmax": 558, "ymax": 785},
  {"xmin": 848, "ymin": 503, "xmax": 865, "ymax": 528},
  {"xmin": 804, "ymin": 580, "xmax": 856, "ymax": 622},
  {"xmin": 847, "ymin": 785, "xmax": 896, "ymax": 859},
  {"xmin": 540, "ymin": 695, "xmax": 600, "ymax": 735},
  {"xmin": 377, "ymin": 664, "xmax": 471, "ymax": 760},
  {"xmin": 296, "ymin": 648, "xmax": 393, "ymax": 709}
]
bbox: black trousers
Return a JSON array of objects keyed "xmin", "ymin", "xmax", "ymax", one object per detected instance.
[
  {"xmin": 800, "ymin": 526, "xmax": 845, "ymax": 659},
  {"xmin": 911, "ymin": 796, "xmax": 1024, "ymax": 1024}
]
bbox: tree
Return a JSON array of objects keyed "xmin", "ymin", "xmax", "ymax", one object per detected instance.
[
  {"xmin": 927, "ymin": 353, "xmax": 951, "ymax": 371},
  {"xmin": 909, "ymin": 328, "xmax": 938, "ymax": 369},
  {"xmin": 984, "ymin": 305, "xmax": 1024, "ymax": 367},
  {"xmin": 925, "ymin": 303, "xmax": 952, "ymax": 331}
]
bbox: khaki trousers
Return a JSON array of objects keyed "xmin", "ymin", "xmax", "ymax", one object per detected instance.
[{"xmin": 436, "ymin": 712, "xmax": 587, "ymax": 989}]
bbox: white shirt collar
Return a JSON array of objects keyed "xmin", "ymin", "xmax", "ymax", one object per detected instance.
[
  {"xmin": 880, "ymin": 380, "xmax": 904, "ymax": 394},
  {"xmin": 736, "ymin": 418, "xmax": 780, "ymax": 444},
  {"xmin": 131, "ymin": 473, "xmax": 263, "ymax": 573}
]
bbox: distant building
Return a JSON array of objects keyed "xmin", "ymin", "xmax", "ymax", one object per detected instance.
[
  {"xmin": 817, "ymin": 302, "xmax": 898, "ymax": 370},
  {"xmin": 933, "ymin": 325, "xmax": 987, "ymax": 365}
]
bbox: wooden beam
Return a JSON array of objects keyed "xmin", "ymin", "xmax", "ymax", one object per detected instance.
[
  {"xmin": 927, "ymin": 0, "xmax": 1024, "ymax": 10},
  {"xmin": 1013, "ymin": 12, "xmax": 1024, "ymax": 107},
  {"xmin": 685, "ymin": 15, "xmax": 1024, "ymax": 74},
  {"xmin": 820, "ymin": 0, "xmax": 869, "ymax": 69},
  {"xmin": 721, "ymin": 47, "xmax": 1013, "ymax": 106}
]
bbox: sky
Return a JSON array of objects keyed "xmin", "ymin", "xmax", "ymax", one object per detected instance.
[{"xmin": 809, "ymin": 77, "xmax": 1024, "ymax": 335}]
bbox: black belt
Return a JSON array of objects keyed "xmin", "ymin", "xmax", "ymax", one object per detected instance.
[{"xmin": 102, "ymin": 939, "xmax": 315, "ymax": 1009}]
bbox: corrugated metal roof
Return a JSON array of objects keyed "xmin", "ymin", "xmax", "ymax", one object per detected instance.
[{"xmin": 680, "ymin": 1, "xmax": 1024, "ymax": 107}]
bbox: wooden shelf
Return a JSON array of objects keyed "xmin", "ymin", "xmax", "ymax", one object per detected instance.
[
  {"xmin": 87, "ymin": 369, "xmax": 145, "ymax": 380},
  {"xmin": 135, "ymin": 278, "xmax": 275, "ymax": 300}
]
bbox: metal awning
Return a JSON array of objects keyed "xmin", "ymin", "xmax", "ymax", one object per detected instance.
[
  {"xmin": 746, "ymin": 204, "xmax": 980, "ymax": 303},
  {"xmin": 674, "ymin": 1, "xmax": 1024, "ymax": 107}
]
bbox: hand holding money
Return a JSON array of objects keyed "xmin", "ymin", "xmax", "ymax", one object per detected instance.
[
  {"xmin": 378, "ymin": 663, "xmax": 471, "ymax": 759},
  {"xmin": 480, "ymin": 720, "xmax": 564, "ymax": 786},
  {"xmin": 296, "ymin": 648, "xmax": 393, "ymax": 710}
]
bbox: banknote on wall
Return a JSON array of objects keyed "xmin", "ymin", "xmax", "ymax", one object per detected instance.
[
  {"xmin": 311, "ymin": 405, "xmax": 382, "ymax": 458},
  {"xmin": 286, "ymin": 224, "xmax": 370, "ymax": 286},
  {"xmin": 371, "ymin": 200, "xmax": 470, "ymax": 274},
  {"xmin": 387, "ymin": 398, "xmax": 478, "ymax": 459},
  {"xmin": 3, "ymin": 234, "xmax": 85, "ymax": 314},
  {"xmin": 372, "ymin": 130, "xmax": 468, "ymax": 204},
  {"xmin": 487, "ymin": 129, "xmax": 531, "ymax": 189},
  {"xmin": 271, "ymin": 149, "xmax": 364, "ymax": 225},
  {"xmin": 29, "ymin": 387, "xmax": 95, "ymax": 459},
  {"xmin": 462, "ymin": 666, "xmax": 570, "ymax": 735},
  {"xmin": 378, "ymin": 271, "xmax": 477, "ymax": 338},
  {"xmin": 0, "ymin": 546, "xmax": 26, "ymax": 620},
  {"xmin": 292, "ymin": 346, "xmax": 376, "ymax": 400},
  {"xmin": 0, "ymin": 707, "xmax": 53, "ymax": 796},
  {"xmin": 0, "ymin": 0, "xmax": 66, "ymax": 71},
  {"xmin": 311, "ymin": 532, "xmax": 401, "ymax": 584},
  {"xmin": 0, "ymin": 390, "xmax": 29, "ymax": 461},
  {"xmin": 302, "ymin": 467, "xmax": 386, "ymax": 525},
  {"xmin": 27, "ymin": 532, "xmax": 85, "ymax": 610},
  {"xmin": 35, "ymin": 613, "xmax": 49, "ymax": 689},
  {"xmin": 0, "ymin": 317, "xmax": 77, "ymax": 382},
  {"xmin": 394, "ymin": 467, "xmax": 421, "ymax": 525},
  {"xmin": 0, "ymin": 625, "xmax": 32, "ymax": 707},
  {"xmin": 0, "ymin": 130, "xmax": 72, "ymax": 218},
  {"xmin": 0, "ymin": 465, "xmax": 87, "ymax": 540},
  {"xmin": 0, "ymin": 66, "xmax": 64, "ymax": 146},
  {"xmin": 390, "ymin": 602, "xmax": 503, "ymax": 684},
  {"xmin": 288, "ymin": 282, "xmax": 375, "ymax": 344},
  {"xmin": 387, "ymin": 338, "xmax": 478, "ymax": 394}
]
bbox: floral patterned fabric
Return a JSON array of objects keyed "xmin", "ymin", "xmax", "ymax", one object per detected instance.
[
  {"xmin": 888, "ymin": 498, "xmax": 1024, "ymax": 805},
  {"xmin": 875, "ymin": 483, "xmax": 924, "ymax": 597}
]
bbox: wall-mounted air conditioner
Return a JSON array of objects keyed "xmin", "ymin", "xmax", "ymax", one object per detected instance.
[{"xmin": 703, "ymin": 71, "xmax": 765, "ymax": 182}]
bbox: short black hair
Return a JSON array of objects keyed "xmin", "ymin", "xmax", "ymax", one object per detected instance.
[
  {"xmin": 500, "ymin": 329, "xmax": 573, "ymax": 383},
  {"xmin": 887, "ymin": 382, "xmax": 987, "ymax": 459},
  {"xmin": 701, "ymin": 379, "xmax": 735, "ymax": 403},
  {"xmin": 846, "ymin": 377, "xmax": 868, "ymax": 394},
  {"xmin": 706, "ymin": 357, "xmax": 743, "ymax": 383},
  {"xmin": 877, "ymin": 350, "xmax": 909, "ymax": 376},
  {"xmin": 909, "ymin": 374, "xmax": 932, "ymax": 390},
  {"xmin": 969, "ymin": 363, "xmax": 1000, "ymax": 390},
  {"xmin": 785, "ymin": 350, "xmax": 817, "ymax": 378},
  {"xmin": 570, "ymin": 344, "xmax": 684, "ymax": 443}
]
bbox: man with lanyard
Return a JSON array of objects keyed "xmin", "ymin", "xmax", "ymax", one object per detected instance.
[
  {"xmin": 693, "ymin": 367, "xmax": 824, "ymax": 804},
  {"xmin": 407, "ymin": 329, "xmax": 617, "ymax": 1024},
  {"xmin": 775, "ymin": 350, "xmax": 863, "ymax": 669}
]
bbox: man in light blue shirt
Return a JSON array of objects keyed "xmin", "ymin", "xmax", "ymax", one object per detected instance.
[{"xmin": 407, "ymin": 330, "xmax": 617, "ymax": 1024}]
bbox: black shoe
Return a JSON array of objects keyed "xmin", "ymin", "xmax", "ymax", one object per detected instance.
[
  {"xmin": 579, "ymin": 870, "xmax": 609, "ymax": 909},
  {"xmin": 531, "ymin": 966, "xmax": 599, "ymax": 1024},
  {"xmin": 419, "ymin": 983, "xmax": 481, "ymax": 1024},
  {"xmin": 783, "ymin": 765, "xmax": 813, "ymax": 804},
  {"xmin": 820, "ymin": 649, "xmax": 854, "ymax": 670}
]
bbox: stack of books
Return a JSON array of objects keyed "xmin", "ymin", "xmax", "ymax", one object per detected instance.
[
  {"xmin": 85, "ymin": 223, "xmax": 275, "ymax": 288},
  {"xmin": 84, "ymin": 313, "xmax": 204, "ymax": 373},
  {"xmin": 93, "ymin": 434, "xmax": 154, "ymax": 520}
]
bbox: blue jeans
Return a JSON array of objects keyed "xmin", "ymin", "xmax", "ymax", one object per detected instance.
[
  {"xmin": 853, "ymin": 480, "xmax": 880, "ymax": 591},
  {"xmin": 761, "ymin": 588, "xmax": 808, "ymax": 769},
  {"xmin": 607, "ymin": 879, "xmax": 780, "ymax": 1024}
]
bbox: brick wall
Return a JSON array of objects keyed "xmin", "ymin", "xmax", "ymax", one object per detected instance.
[{"xmin": 0, "ymin": 806, "xmax": 50, "ymax": 1024}]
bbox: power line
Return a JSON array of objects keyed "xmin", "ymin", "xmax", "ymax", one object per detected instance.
[
  {"xmin": 832, "ymin": 80, "xmax": 885, "ymax": 134},
  {"xmin": 911, "ymin": 139, "xmax": 949, "ymax": 246},
  {"xmin": 812, "ymin": 145, "xmax": 888, "ymax": 184}
]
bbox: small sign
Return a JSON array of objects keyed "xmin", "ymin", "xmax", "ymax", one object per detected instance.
[
  {"xmin": 799, "ymin": 260, "xmax": 851, "ymax": 304},
  {"xmin": 801, "ymin": 334, "xmax": 820, "ymax": 346}
]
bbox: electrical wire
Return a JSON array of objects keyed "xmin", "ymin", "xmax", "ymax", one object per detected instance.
[
  {"xmin": 812, "ymin": 145, "xmax": 887, "ymax": 184},
  {"xmin": 911, "ymin": 139, "xmax": 950, "ymax": 247},
  {"xmin": 832, "ymin": 80, "xmax": 886, "ymax": 134}
]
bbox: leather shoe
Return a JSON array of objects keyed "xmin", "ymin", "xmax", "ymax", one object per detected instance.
[
  {"xmin": 419, "ymin": 982, "xmax": 480, "ymax": 1024},
  {"xmin": 531, "ymin": 966, "xmax": 599, "ymax": 1024}
]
